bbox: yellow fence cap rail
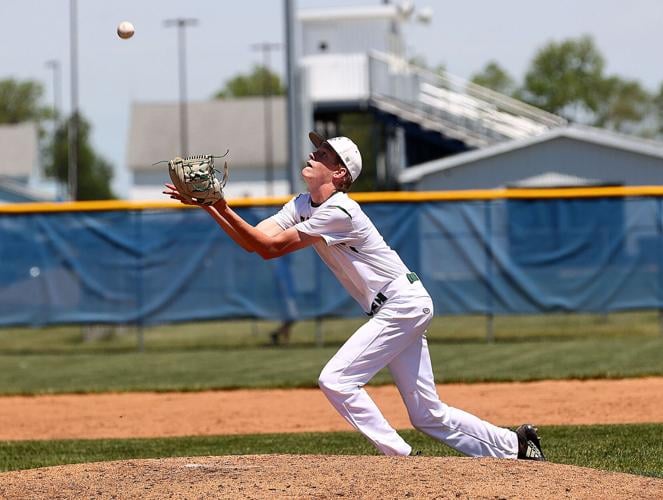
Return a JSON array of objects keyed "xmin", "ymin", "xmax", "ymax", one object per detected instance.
[{"xmin": 3, "ymin": 186, "xmax": 663, "ymax": 213}]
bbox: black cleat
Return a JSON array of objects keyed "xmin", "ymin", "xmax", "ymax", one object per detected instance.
[{"xmin": 516, "ymin": 424, "xmax": 546, "ymax": 461}]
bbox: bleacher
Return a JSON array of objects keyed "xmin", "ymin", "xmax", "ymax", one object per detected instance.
[
  {"xmin": 366, "ymin": 51, "xmax": 566, "ymax": 147},
  {"xmin": 298, "ymin": 3, "xmax": 568, "ymax": 175}
]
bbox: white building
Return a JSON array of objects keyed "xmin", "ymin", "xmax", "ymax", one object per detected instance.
[
  {"xmin": 0, "ymin": 122, "xmax": 54, "ymax": 203},
  {"xmin": 127, "ymin": 98, "xmax": 289, "ymax": 200}
]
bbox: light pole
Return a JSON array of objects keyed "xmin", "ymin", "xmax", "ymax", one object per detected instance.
[
  {"xmin": 68, "ymin": 0, "xmax": 79, "ymax": 201},
  {"xmin": 284, "ymin": 0, "xmax": 300, "ymax": 194},
  {"xmin": 164, "ymin": 18, "xmax": 198, "ymax": 157},
  {"xmin": 251, "ymin": 42, "xmax": 282, "ymax": 196},
  {"xmin": 45, "ymin": 59, "xmax": 63, "ymax": 197},
  {"xmin": 45, "ymin": 60, "xmax": 61, "ymax": 123}
]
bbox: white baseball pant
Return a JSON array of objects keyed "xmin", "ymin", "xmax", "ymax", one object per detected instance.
[{"xmin": 318, "ymin": 275, "xmax": 519, "ymax": 457}]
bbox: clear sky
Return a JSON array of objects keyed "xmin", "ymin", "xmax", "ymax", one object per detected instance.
[{"xmin": 1, "ymin": 0, "xmax": 661, "ymax": 193}]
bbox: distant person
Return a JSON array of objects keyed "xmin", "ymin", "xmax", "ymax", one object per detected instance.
[
  {"xmin": 268, "ymin": 319, "xmax": 295, "ymax": 346},
  {"xmin": 164, "ymin": 131, "xmax": 545, "ymax": 460},
  {"xmin": 268, "ymin": 257, "xmax": 298, "ymax": 346}
]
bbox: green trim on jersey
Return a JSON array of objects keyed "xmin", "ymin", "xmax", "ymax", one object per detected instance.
[
  {"xmin": 329, "ymin": 205, "xmax": 352, "ymax": 219},
  {"xmin": 406, "ymin": 272, "xmax": 420, "ymax": 284}
]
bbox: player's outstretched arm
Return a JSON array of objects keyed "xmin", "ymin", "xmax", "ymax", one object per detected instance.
[
  {"xmin": 163, "ymin": 183, "xmax": 255, "ymax": 252},
  {"xmin": 203, "ymin": 204, "xmax": 257, "ymax": 252},
  {"xmin": 212, "ymin": 199, "xmax": 319, "ymax": 259}
]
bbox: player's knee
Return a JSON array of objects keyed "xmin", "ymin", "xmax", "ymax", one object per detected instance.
[
  {"xmin": 410, "ymin": 413, "xmax": 438, "ymax": 432},
  {"xmin": 318, "ymin": 366, "xmax": 348, "ymax": 395},
  {"xmin": 317, "ymin": 368, "xmax": 337, "ymax": 393},
  {"xmin": 408, "ymin": 400, "xmax": 449, "ymax": 431}
]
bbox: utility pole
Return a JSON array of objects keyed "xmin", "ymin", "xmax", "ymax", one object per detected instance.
[
  {"xmin": 251, "ymin": 42, "xmax": 282, "ymax": 196},
  {"xmin": 68, "ymin": 0, "xmax": 79, "ymax": 201},
  {"xmin": 164, "ymin": 18, "xmax": 198, "ymax": 157},
  {"xmin": 284, "ymin": 0, "xmax": 300, "ymax": 194}
]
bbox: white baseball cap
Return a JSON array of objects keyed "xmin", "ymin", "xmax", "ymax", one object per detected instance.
[{"xmin": 309, "ymin": 131, "xmax": 362, "ymax": 182}]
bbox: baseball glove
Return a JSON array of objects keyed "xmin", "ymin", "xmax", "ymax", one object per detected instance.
[{"xmin": 167, "ymin": 154, "xmax": 229, "ymax": 206}]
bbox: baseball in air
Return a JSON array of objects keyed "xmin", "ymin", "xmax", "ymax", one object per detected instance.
[{"xmin": 117, "ymin": 21, "xmax": 135, "ymax": 39}]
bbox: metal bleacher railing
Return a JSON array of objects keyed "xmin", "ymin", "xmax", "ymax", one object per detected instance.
[{"xmin": 366, "ymin": 50, "xmax": 567, "ymax": 147}]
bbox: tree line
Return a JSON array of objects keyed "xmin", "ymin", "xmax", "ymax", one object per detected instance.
[
  {"xmin": 0, "ymin": 35, "xmax": 661, "ymax": 199},
  {"xmin": 0, "ymin": 79, "xmax": 114, "ymax": 200},
  {"xmin": 469, "ymin": 35, "xmax": 661, "ymax": 136}
]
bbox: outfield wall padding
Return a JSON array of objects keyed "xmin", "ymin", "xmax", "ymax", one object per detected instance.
[{"xmin": 1, "ymin": 189, "xmax": 662, "ymax": 326}]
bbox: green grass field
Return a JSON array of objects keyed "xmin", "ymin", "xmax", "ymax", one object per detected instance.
[
  {"xmin": 3, "ymin": 310, "xmax": 662, "ymax": 353},
  {"xmin": 0, "ymin": 312, "xmax": 661, "ymax": 477},
  {"xmin": 0, "ymin": 335, "xmax": 661, "ymax": 394},
  {"xmin": 0, "ymin": 313, "xmax": 661, "ymax": 394},
  {"xmin": 1, "ymin": 425, "xmax": 662, "ymax": 477}
]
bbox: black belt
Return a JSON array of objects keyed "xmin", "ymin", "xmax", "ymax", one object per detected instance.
[{"xmin": 367, "ymin": 272, "xmax": 420, "ymax": 316}]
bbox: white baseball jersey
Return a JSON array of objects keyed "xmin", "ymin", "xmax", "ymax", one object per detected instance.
[{"xmin": 270, "ymin": 192, "xmax": 410, "ymax": 313}]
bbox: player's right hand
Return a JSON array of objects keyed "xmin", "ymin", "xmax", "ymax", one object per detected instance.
[{"xmin": 163, "ymin": 183, "xmax": 202, "ymax": 206}]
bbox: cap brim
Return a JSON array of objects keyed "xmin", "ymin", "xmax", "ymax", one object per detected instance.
[{"xmin": 309, "ymin": 131, "xmax": 325, "ymax": 148}]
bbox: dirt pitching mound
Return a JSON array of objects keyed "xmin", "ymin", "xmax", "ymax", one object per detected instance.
[{"xmin": 1, "ymin": 455, "xmax": 661, "ymax": 499}]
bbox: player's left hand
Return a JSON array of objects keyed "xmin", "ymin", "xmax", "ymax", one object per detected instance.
[{"xmin": 165, "ymin": 154, "xmax": 228, "ymax": 206}]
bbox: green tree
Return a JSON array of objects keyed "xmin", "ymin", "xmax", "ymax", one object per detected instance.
[
  {"xmin": 471, "ymin": 61, "xmax": 516, "ymax": 96},
  {"xmin": 214, "ymin": 65, "xmax": 285, "ymax": 98},
  {"xmin": 337, "ymin": 113, "xmax": 377, "ymax": 192},
  {"xmin": 520, "ymin": 35, "xmax": 606, "ymax": 118},
  {"xmin": 1, "ymin": 77, "xmax": 114, "ymax": 200},
  {"xmin": 45, "ymin": 114, "xmax": 115, "ymax": 200},
  {"xmin": 654, "ymin": 83, "xmax": 663, "ymax": 135},
  {"xmin": 0, "ymin": 78, "xmax": 52, "ymax": 124},
  {"xmin": 408, "ymin": 54, "xmax": 428, "ymax": 69},
  {"xmin": 594, "ymin": 77, "xmax": 651, "ymax": 132},
  {"xmin": 431, "ymin": 63, "xmax": 447, "ymax": 79}
]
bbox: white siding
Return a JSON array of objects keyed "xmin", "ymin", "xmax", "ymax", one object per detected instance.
[
  {"xmin": 301, "ymin": 54, "xmax": 369, "ymax": 102},
  {"xmin": 0, "ymin": 122, "xmax": 38, "ymax": 177}
]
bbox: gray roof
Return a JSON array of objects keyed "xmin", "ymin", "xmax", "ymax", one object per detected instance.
[
  {"xmin": 127, "ymin": 97, "xmax": 287, "ymax": 172},
  {"xmin": 0, "ymin": 122, "xmax": 38, "ymax": 177},
  {"xmin": 0, "ymin": 176, "xmax": 52, "ymax": 203},
  {"xmin": 399, "ymin": 125, "xmax": 663, "ymax": 184}
]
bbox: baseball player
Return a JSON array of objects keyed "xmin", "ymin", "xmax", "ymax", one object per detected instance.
[{"xmin": 164, "ymin": 132, "xmax": 545, "ymax": 460}]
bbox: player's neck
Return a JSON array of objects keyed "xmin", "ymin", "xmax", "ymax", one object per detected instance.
[{"xmin": 309, "ymin": 185, "xmax": 338, "ymax": 206}]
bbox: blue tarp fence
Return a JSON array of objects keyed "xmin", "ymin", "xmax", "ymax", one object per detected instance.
[{"xmin": 1, "ymin": 191, "xmax": 663, "ymax": 327}]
